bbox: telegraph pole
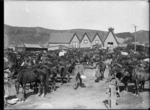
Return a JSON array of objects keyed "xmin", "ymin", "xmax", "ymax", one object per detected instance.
[{"xmin": 134, "ymin": 25, "xmax": 137, "ymax": 52}]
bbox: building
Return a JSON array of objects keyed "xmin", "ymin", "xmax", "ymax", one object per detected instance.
[
  {"xmin": 48, "ymin": 28, "xmax": 119, "ymax": 50},
  {"xmin": 103, "ymin": 28, "xmax": 119, "ymax": 47},
  {"xmin": 80, "ymin": 33, "xmax": 92, "ymax": 48},
  {"xmin": 48, "ymin": 32, "xmax": 80, "ymax": 50},
  {"xmin": 91, "ymin": 33, "xmax": 103, "ymax": 47},
  {"xmin": 69, "ymin": 33, "xmax": 80, "ymax": 48},
  {"xmin": 15, "ymin": 43, "xmax": 47, "ymax": 52},
  {"xmin": 48, "ymin": 45, "xmax": 69, "ymax": 51}
]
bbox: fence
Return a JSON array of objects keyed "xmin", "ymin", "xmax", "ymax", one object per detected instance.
[{"xmin": 126, "ymin": 44, "xmax": 149, "ymax": 54}]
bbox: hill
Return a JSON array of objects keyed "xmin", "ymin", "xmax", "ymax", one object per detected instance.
[{"xmin": 4, "ymin": 24, "xmax": 149, "ymax": 47}]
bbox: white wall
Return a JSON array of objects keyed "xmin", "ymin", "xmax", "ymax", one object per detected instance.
[
  {"xmin": 80, "ymin": 34, "xmax": 92, "ymax": 48},
  {"xmin": 49, "ymin": 43, "xmax": 69, "ymax": 47},
  {"xmin": 48, "ymin": 46, "xmax": 59, "ymax": 51},
  {"xmin": 92, "ymin": 34, "xmax": 103, "ymax": 46},
  {"xmin": 69, "ymin": 35, "xmax": 80, "ymax": 48},
  {"xmin": 48, "ymin": 43, "xmax": 69, "ymax": 50},
  {"xmin": 104, "ymin": 31, "xmax": 118, "ymax": 47}
]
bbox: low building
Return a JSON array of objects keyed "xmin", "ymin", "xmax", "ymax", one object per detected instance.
[
  {"xmin": 48, "ymin": 45, "xmax": 69, "ymax": 51},
  {"xmin": 15, "ymin": 43, "xmax": 47, "ymax": 52}
]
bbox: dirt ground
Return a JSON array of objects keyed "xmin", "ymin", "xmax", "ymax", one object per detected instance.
[{"xmin": 5, "ymin": 64, "xmax": 150, "ymax": 109}]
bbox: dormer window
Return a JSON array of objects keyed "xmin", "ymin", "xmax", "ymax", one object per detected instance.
[{"xmin": 84, "ymin": 40, "xmax": 88, "ymax": 44}]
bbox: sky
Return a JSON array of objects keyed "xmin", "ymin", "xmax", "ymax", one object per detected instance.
[{"xmin": 4, "ymin": 0, "xmax": 149, "ymax": 33}]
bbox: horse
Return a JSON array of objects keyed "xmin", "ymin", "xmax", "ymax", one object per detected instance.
[
  {"xmin": 108, "ymin": 63, "xmax": 130, "ymax": 93},
  {"xmin": 131, "ymin": 66, "xmax": 150, "ymax": 96},
  {"xmin": 15, "ymin": 67, "xmax": 49, "ymax": 102}
]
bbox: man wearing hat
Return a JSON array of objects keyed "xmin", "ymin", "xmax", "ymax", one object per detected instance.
[{"xmin": 74, "ymin": 59, "xmax": 86, "ymax": 90}]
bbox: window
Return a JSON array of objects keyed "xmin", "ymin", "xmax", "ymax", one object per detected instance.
[
  {"xmin": 84, "ymin": 40, "xmax": 88, "ymax": 44},
  {"xmin": 72, "ymin": 41, "xmax": 78, "ymax": 48},
  {"xmin": 95, "ymin": 40, "xmax": 99, "ymax": 44},
  {"xmin": 72, "ymin": 42, "xmax": 75, "ymax": 47},
  {"xmin": 107, "ymin": 42, "xmax": 113, "ymax": 47},
  {"xmin": 75, "ymin": 42, "xmax": 78, "ymax": 48}
]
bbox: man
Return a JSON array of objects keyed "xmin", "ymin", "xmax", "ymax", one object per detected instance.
[{"xmin": 74, "ymin": 59, "xmax": 86, "ymax": 90}]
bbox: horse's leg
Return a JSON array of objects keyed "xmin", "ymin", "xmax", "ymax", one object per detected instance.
[
  {"xmin": 135, "ymin": 80, "xmax": 140, "ymax": 96},
  {"xmin": 67, "ymin": 73, "xmax": 70, "ymax": 83},
  {"xmin": 53, "ymin": 79, "xmax": 56, "ymax": 91},
  {"xmin": 141, "ymin": 81, "xmax": 145, "ymax": 91},
  {"xmin": 61, "ymin": 76, "xmax": 63, "ymax": 85},
  {"xmin": 97, "ymin": 77, "xmax": 100, "ymax": 82},
  {"xmin": 142, "ymin": 81, "xmax": 145, "ymax": 90},
  {"xmin": 41, "ymin": 82, "xmax": 46, "ymax": 97},
  {"xmin": 33, "ymin": 82, "xmax": 38, "ymax": 94},
  {"xmin": 101, "ymin": 71, "xmax": 104, "ymax": 80},
  {"xmin": 36, "ymin": 83, "xmax": 41, "ymax": 97},
  {"xmin": 22, "ymin": 84, "xmax": 26, "ymax": 102},
  {"xmin": 124, "ymin": 78, "xmax": 129, "ymax": 92},
  {"xmin": 30, "ymin": 83, "xmax": 33, "ymax": 90}
]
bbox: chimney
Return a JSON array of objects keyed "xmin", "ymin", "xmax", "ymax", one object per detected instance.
[{"xmin": 108, "ymin": 27, "xmax": 114, "ymax": 33}]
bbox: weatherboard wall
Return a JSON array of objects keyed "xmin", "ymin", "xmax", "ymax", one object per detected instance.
[
  {"xmin": 80, "ymin": 34, "xmax": 92, "ymax": 48},
  {"xmin": 69, "ymin": 34, "xmax": 80, "ymax": 48},
  {"xmin": 104, "ymin": 31, "xmax": 118, "ymax": 47},
  {"xmin": 92, "ymin": 34, "xmax": 103, "ymax": 46},
  {"xmin": 48, "ymin": 43, "xmax": 69, "ymax": 50}
]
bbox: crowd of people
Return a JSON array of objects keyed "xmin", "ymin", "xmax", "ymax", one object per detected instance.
[{"xmin": 4, "ymin": 46, "xmax": 149, "ymax": 105}]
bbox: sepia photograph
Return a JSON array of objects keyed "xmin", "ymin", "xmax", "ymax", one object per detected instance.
[{"xmin": 4, "ymin": 0, "xmax": 149, "ymax": 109}]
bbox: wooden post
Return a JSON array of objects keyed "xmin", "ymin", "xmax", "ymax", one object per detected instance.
[
  {"xmin": 109, "ymin": 84, "xmax": 117, "ymax": 109},
  {"xmin": 110, "ymin": 85, "xmax": 116, "ymax": 109}
]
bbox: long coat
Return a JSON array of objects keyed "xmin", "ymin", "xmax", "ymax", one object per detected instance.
[{"xmin": 74, "ymin": 63, "xmax": 84, "ymax": 76}]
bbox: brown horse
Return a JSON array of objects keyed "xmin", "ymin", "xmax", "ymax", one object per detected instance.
[
  {"xmin": 15, "ymin": 68, "xmax": 49, "ymax": 102},
  {"xmin": 132, "ymin": 67, "xmax": 150, "ymax": 96}
]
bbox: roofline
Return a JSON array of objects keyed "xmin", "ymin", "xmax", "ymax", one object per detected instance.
[
  {"xmin": 92, "ymin": 33, "xmax": 104, "ymax": 45},
  {"xmin": 49, "ymin": 42, "xmax": 69, "ymax": 44},
  {"xmin": 103, "ymin": 29, "xmax": 119, "ymax": 44},
  {"xmin": 80, "ymin": 32, "xmax": 92, "ymax": 43},
  {"xmin": 69, "ymin": 33, "xmax": 80, "ymax": 44}
]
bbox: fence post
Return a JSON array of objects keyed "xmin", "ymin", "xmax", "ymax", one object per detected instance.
[
  {"xmin": 108, "ymin": 80, "xmax": 117, "ymax": 109},
  {"xmin": 110, "ymin": 84, "xmax": 117, "ymax": 108}
]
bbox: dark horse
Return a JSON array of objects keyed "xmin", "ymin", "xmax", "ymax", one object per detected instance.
[
  {"xmin": 131, "ymin": 66, "xmax": 150, "ymax": 96},
  {"xmin": 108, "ymin": 63, "xmax": 131, "ymax": 93},
  {"xmin": 15, "ymin": 67, "xmax": 49, "ymax": 101}
]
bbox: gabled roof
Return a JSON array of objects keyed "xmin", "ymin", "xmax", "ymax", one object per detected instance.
[
  {"xmin": 92, "ymin": 33, "xmax": 103, "ymax": 45},
  {"xmin": 85, "ymin": 31, "xmax": 97, "ymax": 42},
  {"xmin": 103, "ymin": 29, "xmax": 119, "ymax": 44},
  {"xmin": 49, "ymin": 32, "xmax": 74, "ymax": 44},
  {"xmin": 75, "ymin": 32, "xmax": 85, "ymax": 41},
  {"xmin": 69, "ymin": 33, "xmax": 80, "ymax": 44},
  {"xmin": 80, "ymin": 32, "xmax": 92, "ymax": 43}
]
